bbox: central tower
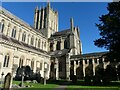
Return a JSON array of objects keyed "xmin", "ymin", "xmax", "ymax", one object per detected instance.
[{"xmin": 34, "ymin": 2, "xmax": 58, "ymax": 38}]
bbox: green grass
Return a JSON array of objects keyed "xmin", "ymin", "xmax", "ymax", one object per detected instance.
[
  {"xmin": 12, "ymin": 81, "xmax": 59, "ymax": 90},
  {"xmin": 67, "ymin": 85, "xmax": 119, "ymax": 89},
  {"xmin": 11, "ymin": 80, "xmax": 120, "ymax": 90},
  {"xmin": 67, "ymin": 80, "xmax": 120, "ymax": 90}
]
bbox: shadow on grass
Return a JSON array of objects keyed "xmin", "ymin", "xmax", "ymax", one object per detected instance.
[
  {"xmin": 47, "ymin": 79, "xmax": 70, "ymax": 85},
  {"xmin": 47, "ymin": 80, "xmax": 120, "ymax": 87}
]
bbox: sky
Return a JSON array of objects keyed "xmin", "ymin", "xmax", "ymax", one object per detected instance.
[{"xmin": 2, "ymin": 2, "xmax": 109, "ymax": 54}]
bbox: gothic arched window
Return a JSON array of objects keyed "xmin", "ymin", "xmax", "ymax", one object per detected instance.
[
  {"xmin": 3, "ymin": 54, "xmax": 10, "ymax": 67},
  {"xmin": 31, "ymin": 36, "xmax": 34, "ymax": 45},
  {"xmin": 56, "ymin": 41, "xmax": 61, "ymax": 50},
  {"xmin": 19, "ymin": 58, "xmax": 23, "ymax": 68},
  {"xmin": 22, "ymin": 32, "xmax": 26, "ymax": 42},
  {"xmin": 64, "ymin": 40, "xmax": 68, "ymax": 49},
  {"xmin": 0, "ymin": 20, "xmax": 5, "ymax": 33},
  {"xmin": 31, "ymin": 60, "xmax": 34, "ymax": 70},
  {"xmin": 50, "ymin": 43, "xmax": 53, "ymax": 51},
  {"xmin": 11, "ymin": 28, "xmax": 16, "ymax": 38},
  {"xmin": 42, "ymin": 41, "xmax": 44, "ymax": 49},
  {"xmin": 44, "ymin": 42, "xmax": 46, "ymax": 49}
]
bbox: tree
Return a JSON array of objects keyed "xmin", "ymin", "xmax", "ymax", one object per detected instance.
[{"xmin": 94, "ymin": 2, "xmax": 120, "ymax": 62}]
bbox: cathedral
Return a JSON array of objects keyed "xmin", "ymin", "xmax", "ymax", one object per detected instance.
[{"xmin": 0, "ymin": 3, "xmax": 109, "ymax": 81}]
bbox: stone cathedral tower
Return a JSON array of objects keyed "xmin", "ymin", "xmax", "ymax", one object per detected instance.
[{"xmin": 34, "ymin": 2, "xmax": 58, "ymax": 38}]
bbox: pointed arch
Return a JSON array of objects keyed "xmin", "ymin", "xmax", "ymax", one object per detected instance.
[
  {"xmin": 22, "ymin": 31, "xmax": 26, "ymax": 42},
  {"xmin": 0, "ymin": 19, "xmax": 5, "ymax": 33},
  {"xmin": 19, "ymin": 56, "xmax": 24, "ymax": 68},
  {"xmin": 11, "ymin": 27, "xmax": 16, "ymax": 38},
  {"xmin": 56, "ymin": 41, "xmax": 61, "ymax": 50},
  {"xmin": 3, "ymin": 53, "xmax": 10, "ymax": 67}
]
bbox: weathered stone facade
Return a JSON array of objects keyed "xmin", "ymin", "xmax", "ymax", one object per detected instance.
[{"xmin": 0, "ymin": 5, "xmax": 50, "ymax": 79}]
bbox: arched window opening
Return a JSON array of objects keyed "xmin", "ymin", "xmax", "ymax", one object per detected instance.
[
  {"xmin": 56, "ymin": 41, "xmax": 61, "ymax": 50},
  {"xmin": 31, "ymin": 36, "xmax": 34, "ymax": 45},
  {"xmin": 19, "ymin": 58, "xmax": 23, "ymax": 68},
  {"xmin": 44, "ymin": 42, "xmax": 46, "ymax": 49},
  {"xmin": 42, "ymin": 41, "xmax": 44, "ymax": 49},
  {"xmin": 3, "ymin": 54, "xmax": 10, "ymax": 67},
  {"xmin": 40, "ymin": 63, "xmax": 42, "ymax": 70},
  {"xmin": 0, "ymin": 22, "xmax": 4, "ymax": 33},
  {"xmin": 50, "ymin": 43, "xmax": 53, "ymax": 51},
  {"xmin": 99, "ymin": 58, "xmax": 103, "ymax": 64},
  {"xmin": 38, "ymin": 39, "xmax": 41, "ymax": 48},
  {"xmin": 22, "ymin": 32, "xmax": 26, "ymax": 42},
  {"xmin": 11, "ymin": 28, "xmax": 16, "ymax": 38},
  {"xmin": 31, "ymin": 61, "xmax": 34, "ymax": 70},
  {"xmin": 64, "ymin": 40, "xmax": 68, "ymax": 49}
]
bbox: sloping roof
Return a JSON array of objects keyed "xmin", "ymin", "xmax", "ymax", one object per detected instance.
[
  {"xmin": 0, "ymin": 34, "xmax": 48, "ymax": 55},
  {"xmin": 49, "ymin": 49, "xmax": 70, "ymax": 57},
  {"xmin": 70, "ymin": 52, "xmax": 108, "ymax": 59},
  {"xmin": 50, "ymin": 29, "xmax": 73, "ymax": 39}
]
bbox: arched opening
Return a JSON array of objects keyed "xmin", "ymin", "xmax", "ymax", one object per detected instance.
[
  {"xmin": 19, "ymin": 57, "xmax": 24, "ymax": 68},
  {"xmin": 3, "ymin": 53, "xmax": 10, "ymax": 67},
  {"xmin": 31, "ymin": 60, "xmax": 34, "ymax": 70},
  {"xmin": 0, "ymin": 20, "xmax": 5, "ymax": 33},
  {"xmin": 56, "ymin": 41, "xmax": 61, "ymax": 50},
  {"xmin": 64, "ymin": 39, "xmax": 68, "ymax": 49},
  {"xmin": 11, "ymin": 27, "xmax": 16, "ymax": 38},
  {"xmin": 50, "ymin": 43, "xmax": 53, "ymax": 51},
  {"xmin": 22, "ymin": 31, "xmax": 26, "ymax": 42},
  {"xmin": 31, "ymin": 36, "xmax": 34, "ymax": 45}
]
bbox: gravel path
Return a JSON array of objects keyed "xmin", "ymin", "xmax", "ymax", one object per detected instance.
[{"xmin": 53, "ymin": 81, "xmax": 70, "ymax": 90}]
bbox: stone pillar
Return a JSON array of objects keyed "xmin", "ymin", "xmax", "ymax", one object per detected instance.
[
  {"xmin": 61, "ymin": 39, "xmax": 64, "ymax": 50},
  {"xmin": 74, "ymin": 61, "xmax": 76, "ymax": 75},
  {"xmin": 28, "ymin": 35, "xmax": 31, "ymax": 45},
  {"xmin": 42, "ymin": 8, "xmax": 44, "ymax": 29},
  {"xmin": 77, "ymin": 61, "xmax": 80, "ymax": 68},
  {"xmin": 83, "ymin": 60, "xmax": 86, "ymax": 77},
  {"xmin": 34, "ymin": 38, "xmax": 37, "ymax": 48},
  {"xmin": 102, "ymin": 57, "xmax": 105, "ymax": 69},
  {"xmin": 34, "ymin": 6, "xmax": 39, "ymax": 29},
  {"xmin": 4, "ymin": 23, "xmax": 9, "ymax": 36},
  {"xmin": 18, "ymin": 30, "xmax": 22, "ymax": 42},
  {"xmin": 66, "ymin": 55, "xmax": 70, "ymax": 80},
  {"xmin": 92, "ymin": 58, "xmax": 96, "ymax": 76},
  {"xmin": 38, "ymin": 10, "xmax": 41, "ymax": 29},
  {"xmin": 33, "ymin": 60, "xmax": 36, "ymax": 73},
  {"xmin": 15, "ymin": 28, "xmax": 19, "ymax": 40},
  {"xmin": 8, "ymin": 23, "xmax": 13, "ymax": 37},
  {"xmin": 55, "ymin": 58, "xmax": 59, "ymax": 80},
  {"xmin": 97, "ymin": 58, "xmax": 99, "ymax": 65},
  {"xmin": 54, "ymin": 41, "xmax": 57, "ymax": 51},
  {"xmin": 6, "ymin": 25, "xmax": 10, "ymax": 36},
  {"xmin": 0, "ymin": 53, "xmax": 3, "ymax": 78}
]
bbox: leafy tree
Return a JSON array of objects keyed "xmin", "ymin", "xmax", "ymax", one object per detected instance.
[{"xmin": 94, "ymin": 2, "xmax": 120, "ymax": 62}]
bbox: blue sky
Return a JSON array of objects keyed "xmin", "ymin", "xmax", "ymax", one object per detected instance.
[{"xmin": 2, "ymin": 2, "xmax": 109, "ymax": 54}]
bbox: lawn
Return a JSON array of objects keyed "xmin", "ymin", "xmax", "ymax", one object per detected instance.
[
  {"xmin": 67, "ymin": 80, "xmax": 120, "ymax": 90},
  {"xmin": 12, "ymin": 80, "xmax": 59, "ymax": 90},
  {"xmin": 67, "ymin": 85, "xmax": 119, "ymax": 90},
  {"xmin": 2, "ymin": 80, "xmax": 120, "ymax": 90}
]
